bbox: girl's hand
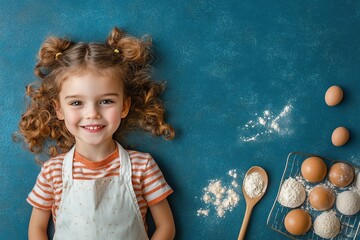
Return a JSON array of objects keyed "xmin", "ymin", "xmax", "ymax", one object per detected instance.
[
  {"xmin": 28, "ymin": 207, "xmax": 51, "ymax": 240},
  {"xmin": 149, "ymin": 199, "xmax": 175, "ymax": 240}
]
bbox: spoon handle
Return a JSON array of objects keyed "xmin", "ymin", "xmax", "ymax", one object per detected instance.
[{"xmin": 238, "ymin": 203, "xmax": 254, "ymax": 240}]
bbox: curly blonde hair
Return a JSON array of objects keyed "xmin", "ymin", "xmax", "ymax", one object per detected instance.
[{"xmin": 17, "ymin": 27, "xmax": 175, "ymax": 157}]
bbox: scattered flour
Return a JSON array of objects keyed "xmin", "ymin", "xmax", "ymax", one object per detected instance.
[
  {"xmin": 239, "ymin": 104, "xmax": 293, "ymax": 142},
  {"xmin": 196, "ymin": 209, "xmax": 209, "ymax": 216},
  {"xmin": 197, "ymin": 169, "xmax": 241, "ymax": 217},
  {"xmin": 243, "ymin": 172, "xmax": 264, "ymax": 198}
]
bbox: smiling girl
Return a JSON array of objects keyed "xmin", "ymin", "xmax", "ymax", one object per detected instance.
[{"xmin": 18, "ymin": 27, "xmax": 175, "ymax": 240}]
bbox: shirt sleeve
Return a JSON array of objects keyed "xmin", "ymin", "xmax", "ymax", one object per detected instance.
[
  {"xmin": 141, "ymin": 157, "xmax": 173, "ymax": 206},
  {"xmin": 27, "ymin": 165, "xmax": 55, "ymax": 210}
]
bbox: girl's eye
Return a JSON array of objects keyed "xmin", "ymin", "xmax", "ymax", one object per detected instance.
[
  {"xmin": 70, "ymin": 101, "xmax": 82, "ymax": 106},
  {"xmin": 100, "ymin": 99, "xmax": 114, "ymax": 104}
]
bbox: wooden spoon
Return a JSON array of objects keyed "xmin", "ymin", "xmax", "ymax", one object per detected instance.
[{"xmin": 238, "ymin": 166, "xmax": 268, "ymax": 240}]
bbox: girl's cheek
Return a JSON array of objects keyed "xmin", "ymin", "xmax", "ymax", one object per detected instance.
[
  {"xmin": 110, "ymin": 114, "xmax": 122, "ymax": 124},
  {"xmin": 64, "ymin": 113, "xmax": 81, "ymax": 124}
]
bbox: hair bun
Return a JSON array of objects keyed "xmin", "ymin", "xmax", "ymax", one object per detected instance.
[
  {"xmin": 38, "ymin": 37, "xmax": 71, "ymax": 64},
  {"xmin": 34, "ymin": 37, "xmax": 71, "ymax": 78},
  {"xmin": 107, "ymin": 27, "xmax": 151, "ymax": 64},
  {"xmin": 106, "ymin": 27, "xmax": 125, "ymax": 46}
]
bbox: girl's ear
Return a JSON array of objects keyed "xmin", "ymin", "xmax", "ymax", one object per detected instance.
[
  {"xmin": 54, "ymin": 100, "xmax": 65, "ymax": 120},
  {"xmin": 121, "ymin": 97, "xmax": 131, "ymax": 118}
]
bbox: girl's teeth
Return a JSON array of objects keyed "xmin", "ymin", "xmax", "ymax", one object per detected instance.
[{"xmin": 86, "ymin": 126, "xmax": 102, "ymax": 130}]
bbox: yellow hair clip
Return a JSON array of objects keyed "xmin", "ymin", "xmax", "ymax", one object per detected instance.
[
  {"xmin": 114, "ymin": 49, "xmax": 120, "ymax": 54},
  {"xmin": 55, "ymin": 52, "xmax": 62, "ymax": 60}
]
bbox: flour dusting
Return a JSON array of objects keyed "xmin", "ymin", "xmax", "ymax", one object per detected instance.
[
  {"xmin": 239, "ymin": 103, "xmax": 293, "ymax": 142},
  {"xmin": 197, "ymin": 169, "xmax": 241, "ymax": 218}
]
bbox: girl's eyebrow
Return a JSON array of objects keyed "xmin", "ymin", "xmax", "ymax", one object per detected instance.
[
  {"xmin": 101, "ymin": 93, "xmax": 119, "ymax": 97},
  {"xmin": 64, "ymin": 95, "xmax": 82, "ymax": 99},
  {"xmin": 64, "ymin": 93, "xmax": 119, "ymax": 99}
]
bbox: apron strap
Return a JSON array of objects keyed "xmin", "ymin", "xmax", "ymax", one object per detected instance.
[
  {"xmin": 116, "ymin": 141, "xmax": 131, "ymax": 180},
  {"xmin": 62, "ymin": 146, "xmax": 76, "ymax": 184},
  {"xmin": 115, "ymin": 141, "xmax": 145, "ymax": 231}
]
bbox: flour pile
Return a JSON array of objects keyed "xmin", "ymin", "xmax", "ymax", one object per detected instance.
[
  {"xmin": 314, "ymin": 211, "xmax": 340, "ymax": 239},
  {"xmin": 243, "ymin": 172, "xmax": 264, "ymax": 198},
  {"xmin": 277, "ymin": 177, "xmax": 306, "ymax": 208},
  {"xmin": 336, "ymin": 190, "xmax": 360, "ymax": 215}
]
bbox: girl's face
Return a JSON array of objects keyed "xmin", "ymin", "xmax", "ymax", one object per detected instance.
[{"xmin": 55, "ymin": 68, "xmax": 130, "ymax": 152}]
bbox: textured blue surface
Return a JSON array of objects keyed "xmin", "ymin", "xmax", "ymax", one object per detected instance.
[{"xmin": 1, "ymin": 0, "xmax": 360, "ymax": 239}]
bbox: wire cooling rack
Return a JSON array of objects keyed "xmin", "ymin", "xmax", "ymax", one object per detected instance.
[{"xmin": 267, "ymin": 152, "xmax": 360, "ymax": 240}]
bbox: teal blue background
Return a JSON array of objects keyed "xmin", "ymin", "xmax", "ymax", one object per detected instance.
[{"xmin": 1, "ymin": 0, "xmax": 360, "ymax": 239}]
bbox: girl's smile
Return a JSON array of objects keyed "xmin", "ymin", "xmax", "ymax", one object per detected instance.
[{"xmin": 82, "ymin": 125, "xmax": 106, "ymax": 132}]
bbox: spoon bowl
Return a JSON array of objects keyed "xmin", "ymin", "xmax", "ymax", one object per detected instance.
[{"xmin": 238, "ymin": 166, "xmax": 268, "ymax": 240}]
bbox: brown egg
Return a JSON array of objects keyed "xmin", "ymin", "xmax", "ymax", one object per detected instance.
[
  {"xmin": 325, "ymin": 85, "xmax": 343, "ymax": 106},
  {"xmin": 284, "ymin": 209, "xmax": 312, "ymax": 235},
  {"xmin": 301, "ymin": 157, "xmax": 327, "ymax": 183},
  {"xmin": 331, "ymin": 126, "xmax": 350, "ymax": 146},
  {"xmin": 309, "ymin": 185, "xmax": 335, "ymax": 211},
  {"xmin": 329, "ymin": 162, "xmax": 354, "ymax": 188}
]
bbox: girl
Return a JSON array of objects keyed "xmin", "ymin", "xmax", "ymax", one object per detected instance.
[{"xmin": 18, "ymin": 27, "xmax": 176, "ymax": 240}]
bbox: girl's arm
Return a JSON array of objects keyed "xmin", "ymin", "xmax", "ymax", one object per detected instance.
[
  {"xmin": 28, "ymin": 207, "xmax": 51, "ymax": 240},
  {"xmin": 149, "ymin": 199, "xmax": 175, "ymax": 240}
]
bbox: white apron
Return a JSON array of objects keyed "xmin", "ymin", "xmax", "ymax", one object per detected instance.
[{"xmin": 53, "ymin": 142, "xmax": 148, "ymax": 240}]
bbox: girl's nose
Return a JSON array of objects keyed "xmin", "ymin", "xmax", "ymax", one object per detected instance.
[{"xmin": 86, "ymin": 105, "xmax": 101, "ymax": 119}]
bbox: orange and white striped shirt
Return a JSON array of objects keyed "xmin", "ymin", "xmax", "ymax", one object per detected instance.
[{"xmin": 27, "ymin": 148, "xmax": 173, "ymax": 225}]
